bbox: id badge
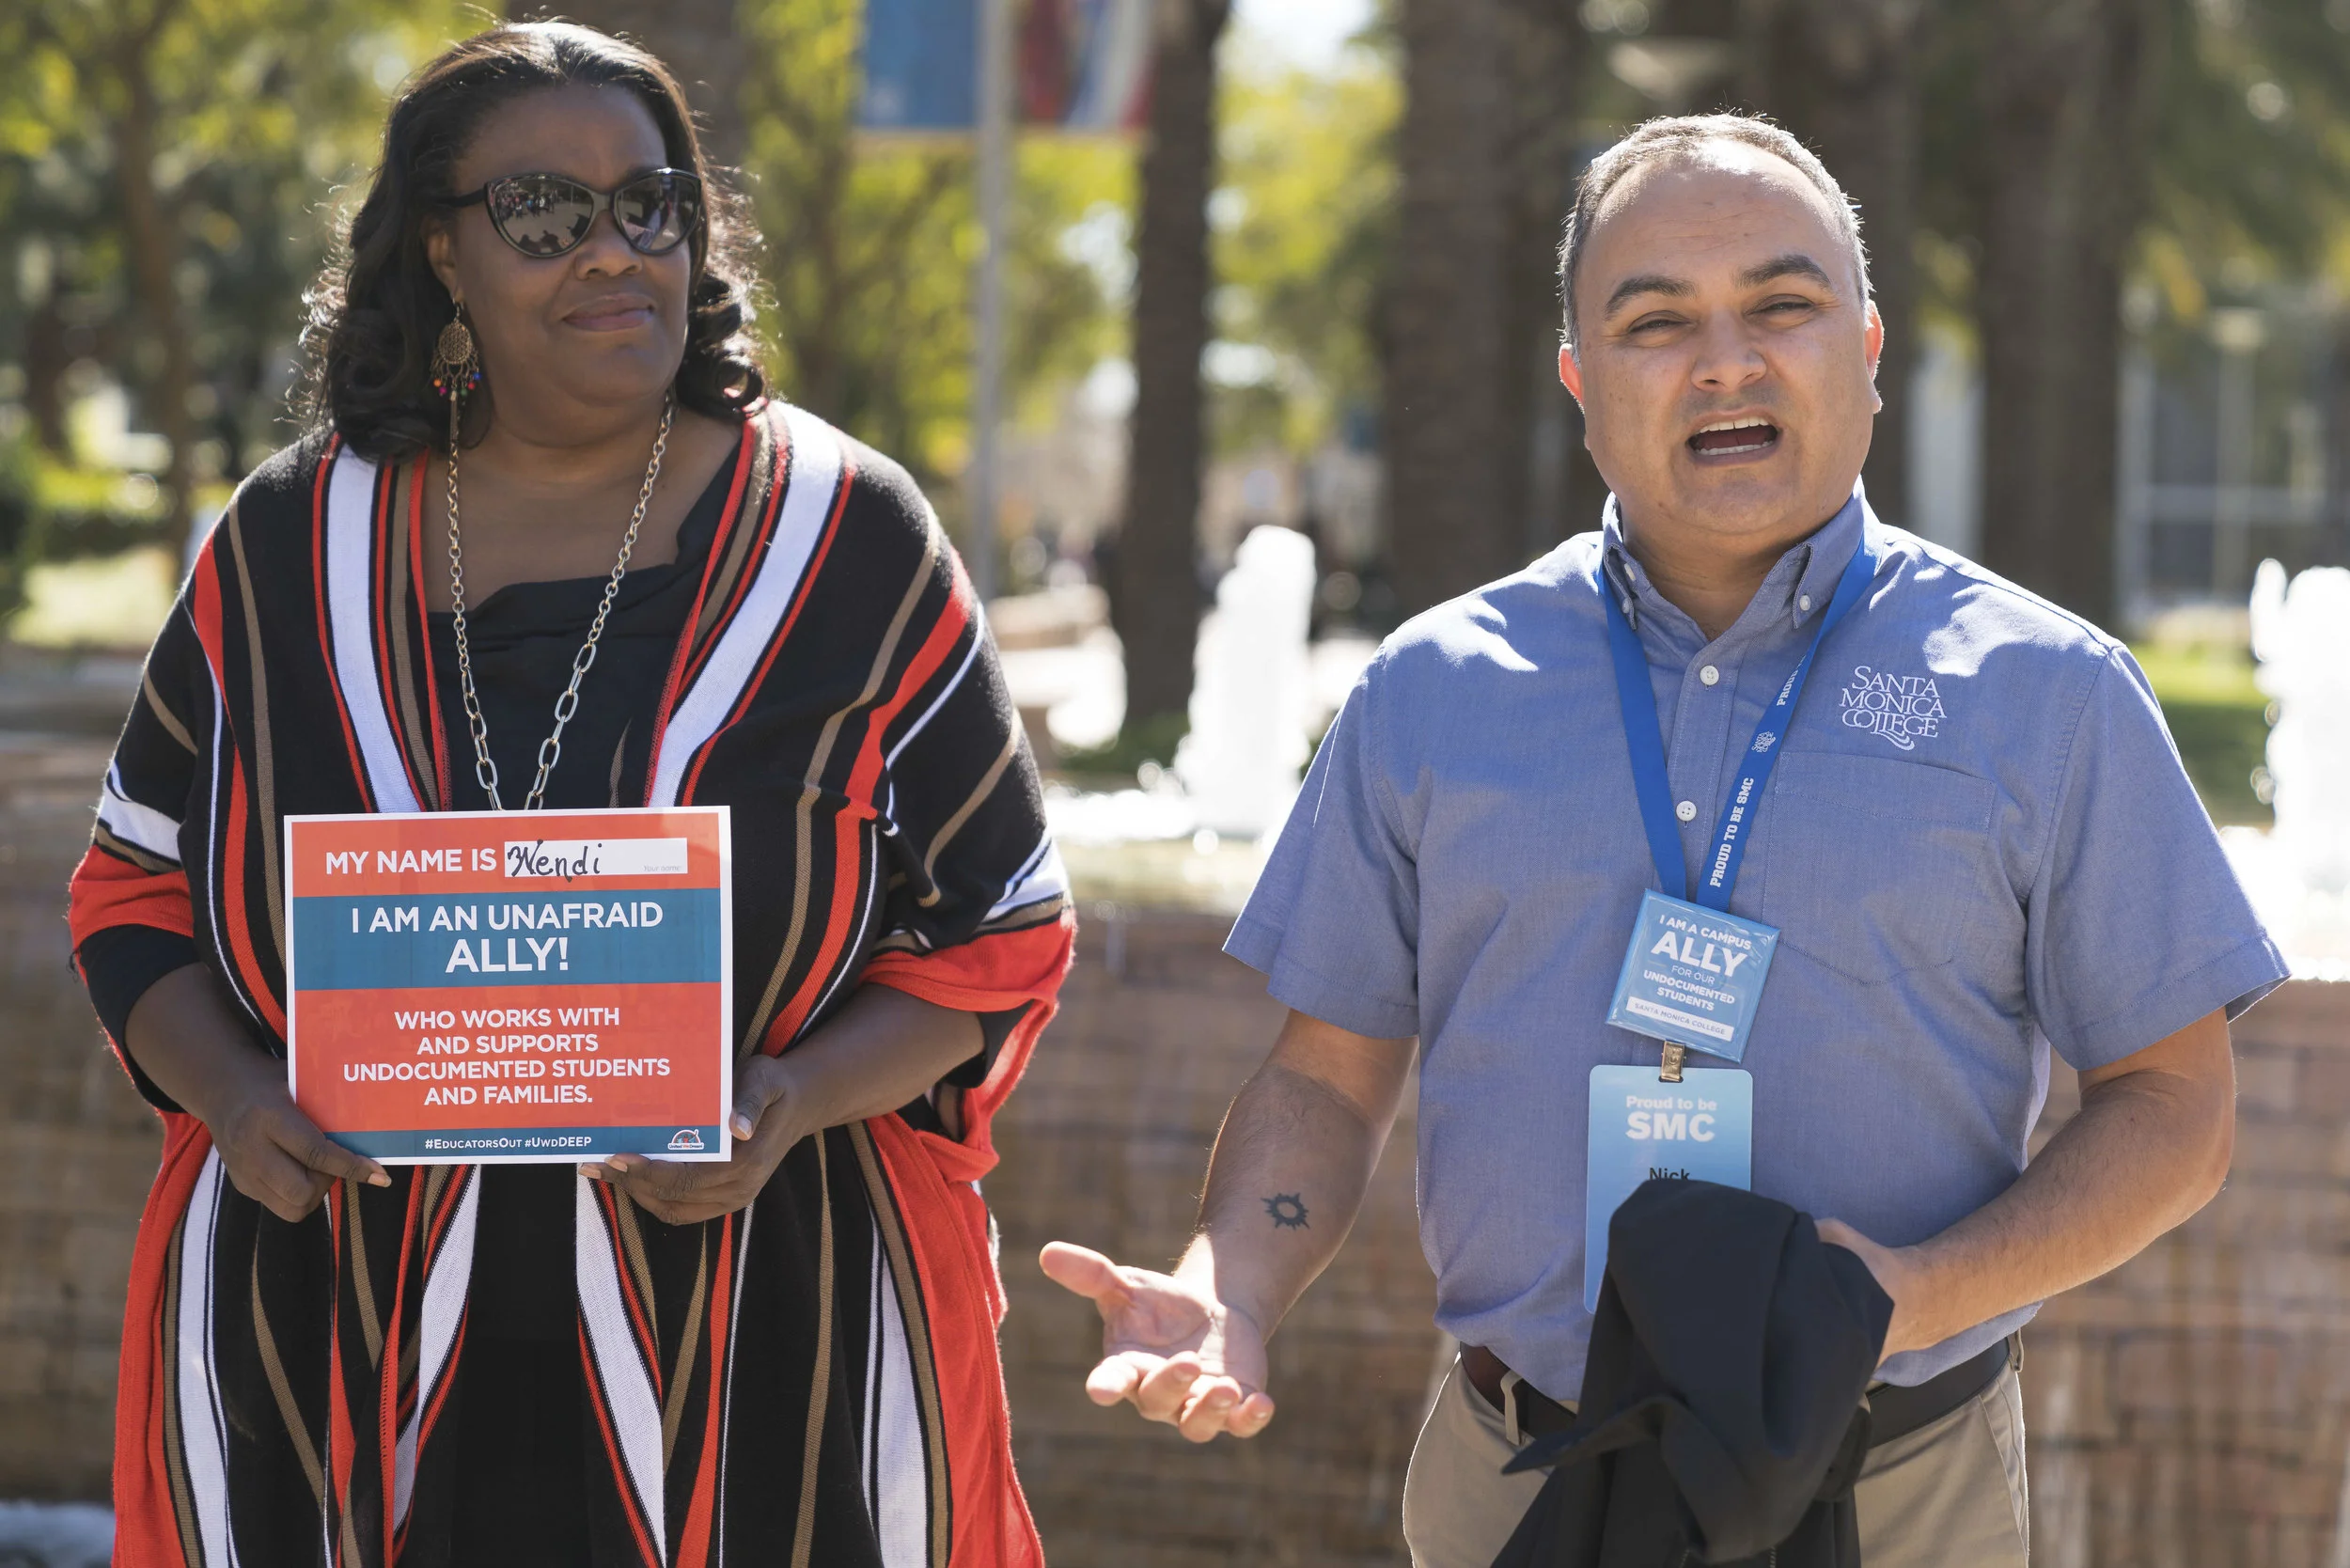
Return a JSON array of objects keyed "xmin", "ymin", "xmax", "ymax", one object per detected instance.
[
  {"xmin": 1584, "ymin": 1064, "xmax": 1753, "ymax": 1310},
  {"xmin": 1606, "ymin": 889, "xmax": 1779, "ymax": 1063}
]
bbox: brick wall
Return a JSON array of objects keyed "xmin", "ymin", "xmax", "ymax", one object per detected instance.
[
  {"xmin": 2025, "ymin": 978, "xmax": 2350, "ymax": 1568},
  {"xmin": 0, "ymin": 736, "xmax": 159, "ymax": 1500},
  {"xmin": 991, "ymin": 904, "xmax": 1434, "ymax": 1568}
]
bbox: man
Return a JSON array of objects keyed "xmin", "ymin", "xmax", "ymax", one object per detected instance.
[{"xmin": 1042, "ymin": 114, "xmax": 2287, "ymax": 1567}]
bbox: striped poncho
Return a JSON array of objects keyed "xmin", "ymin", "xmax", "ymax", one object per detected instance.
[{"xmin": 68, "ymin": 400, "xmax": 1073, "ymax": 1567}]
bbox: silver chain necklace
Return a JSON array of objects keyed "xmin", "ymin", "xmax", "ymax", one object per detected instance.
[{"xmin": 444, "ymin": 397, "xmax": 674, "ymax": 811}]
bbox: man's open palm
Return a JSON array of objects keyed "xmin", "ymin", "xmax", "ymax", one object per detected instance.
[{"xmin": 1039, "ymin": 1242, "xmax": 1277, "ymax": 1442}]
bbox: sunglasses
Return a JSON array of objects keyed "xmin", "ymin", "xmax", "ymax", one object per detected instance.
[{"xmin": 443, "ymin": 168, "xmax": 704, "ymax": 259}]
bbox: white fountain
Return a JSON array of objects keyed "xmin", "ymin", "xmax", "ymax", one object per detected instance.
[
  {"xmin": 1036, "ymin": 523, "xmax": 1333, "ymax": 912},
  {"xmin": 1175, "ymin": 524, "xmax": 1321, "ymax": 839},
  {"xmin": 2222, "ymin": 558, "xmax": 2350, "ymax": 976}
]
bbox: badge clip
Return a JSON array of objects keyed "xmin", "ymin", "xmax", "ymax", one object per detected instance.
[{"xmin": 1659, "ymin": 1043, "xmax": 1685, "ymax": 1083}]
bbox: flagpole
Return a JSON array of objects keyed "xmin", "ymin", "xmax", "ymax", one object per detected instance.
[{"xmin": 969, "ymin": 0, "xmax": 1013, "ymax": 604}]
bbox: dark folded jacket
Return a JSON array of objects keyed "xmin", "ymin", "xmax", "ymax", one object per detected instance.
[{"xmin": 1494, "ymin": 1179, "xmax": 1894, "ymax": 1568}]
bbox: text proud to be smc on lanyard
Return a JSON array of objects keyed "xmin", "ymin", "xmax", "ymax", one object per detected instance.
[
  {"xmin": 283, "ymin": 806, "xmax": 732, "ymax": 1165},
  {"xmin": 1584, "ymin": 536, "xmax": 1878, "ymax": 1310}
]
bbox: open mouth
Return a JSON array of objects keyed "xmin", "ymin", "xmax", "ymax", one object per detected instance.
[{"xmin": 1687, "ymin": 418, "xmax": 1781, "ymax": 459}]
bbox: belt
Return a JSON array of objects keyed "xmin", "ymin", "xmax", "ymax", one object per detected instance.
[{"xmin": 1463, "ymin": 1333, "xmax": 2021, "ymax": 1448}]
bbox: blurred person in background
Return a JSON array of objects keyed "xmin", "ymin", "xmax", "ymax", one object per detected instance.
[
  {"xmin": 66, "ymin": 23, "xmax": 1071, "ymax": 1565},
  {"xmin": 1045, "ymin": 113, "xmax": 2284, "ymax": 1567}
]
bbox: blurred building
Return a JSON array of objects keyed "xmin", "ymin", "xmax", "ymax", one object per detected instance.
[
  {"xmin": 1894, "ymin": 297, "xmax": 2350, "ymax": 627},
  {"xmin": 2118, "ymin": 289, "xmax": 2350, "ymax": 620}
]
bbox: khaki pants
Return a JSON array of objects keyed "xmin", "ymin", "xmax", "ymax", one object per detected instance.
[{"xmin": 1402, "ymin": 1357, "xmax": 2029, "ymax": 1568}]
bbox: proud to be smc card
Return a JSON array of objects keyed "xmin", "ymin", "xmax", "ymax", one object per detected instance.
[{"xmin": 284, "ymin": 807, "xmax": 731, "ymax": 1165}]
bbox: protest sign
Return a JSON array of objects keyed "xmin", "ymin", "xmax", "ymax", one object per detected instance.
[{"xmin": 284, "ymin": 808, "xmax": 731, "ymax": 1164}]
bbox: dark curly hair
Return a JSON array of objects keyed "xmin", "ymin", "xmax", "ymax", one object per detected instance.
[{"xmin": 303, "ymin": 22, "xmax": 766, "ymax": 459}]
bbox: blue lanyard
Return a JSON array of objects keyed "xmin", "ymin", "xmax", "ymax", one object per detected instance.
[{"xmin": 1603, "ymin": 535, "xmax": 1878, "ymax": 910}]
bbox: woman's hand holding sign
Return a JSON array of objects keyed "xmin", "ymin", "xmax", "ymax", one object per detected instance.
[
  {"xmin": 587, "ymin": 984, "xmax": 986, "ymax": 1226},
  {"xmin": 127, "ymin": 964, "xmax": 391, "ymax": 1221},
  {"xmin": 591, "ymin": 1051, "xmax": 808, "ymax": 1224}
]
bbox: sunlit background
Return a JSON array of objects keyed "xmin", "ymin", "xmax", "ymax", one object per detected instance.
[{"xmin": 3, "ymin": 1, "xmax": 2349, "ymax": 1563}]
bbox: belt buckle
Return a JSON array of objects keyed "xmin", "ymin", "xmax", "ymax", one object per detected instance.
[{"xmin": 1499, "ymin": 1368, "xmax": 1527, "ymax": 1448}]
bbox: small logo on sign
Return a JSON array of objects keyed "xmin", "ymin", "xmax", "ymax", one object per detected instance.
[
  {"xmin": 667, "ymin": 1128, "xmax": 706, "ymax": 1152},
  {"xmin": 1839, "ymin": 666, "xmax": 1945, "ymax": 750}
]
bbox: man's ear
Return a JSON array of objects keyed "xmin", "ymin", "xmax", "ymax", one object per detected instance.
[
  {"xmin": 1864, "ymin": 300, "xmax": 1885, "ymax": 414},
  {"xmin": 1557, "ymin": 342, "xmax": 1585, "ymax": 408}
]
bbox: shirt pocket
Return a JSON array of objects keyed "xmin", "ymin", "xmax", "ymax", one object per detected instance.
[{"xmin": 1758, "ymin": 751, "xmax": 1999, "ymax": 985}]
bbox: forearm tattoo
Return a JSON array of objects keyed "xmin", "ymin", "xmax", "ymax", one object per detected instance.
[{"xmin": 1262, "ymin": 1193, "xmax": 1309, "ymax": 1231}]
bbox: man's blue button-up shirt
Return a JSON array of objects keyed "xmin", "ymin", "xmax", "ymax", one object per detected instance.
[{"xmin": 1227, "ymin": 491, "xmax": 2289, "ymax": 1395}]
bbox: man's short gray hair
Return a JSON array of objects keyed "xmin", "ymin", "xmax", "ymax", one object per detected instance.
[{"xmin": 1557, "ymin": 113, "xmax": 1871, "ymax": 353}]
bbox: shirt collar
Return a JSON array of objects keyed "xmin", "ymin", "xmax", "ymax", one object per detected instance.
[{"xmin": 1601, "ymin": 482, "xmax": 1870, "ymax": 639}]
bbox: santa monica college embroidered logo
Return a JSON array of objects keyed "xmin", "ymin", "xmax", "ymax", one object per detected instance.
[{"xmin": 1839, "ymin": 666, "xmax": 1946, "ymax": 749}]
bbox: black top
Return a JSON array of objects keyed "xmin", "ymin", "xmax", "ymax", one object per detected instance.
[
  {"xmin": 427, "ymin": 455, "xmax": 732, "ymax": 820},
  {"xmin": 420, "ymin": 460, "xmax": 990, "ymax": 1343},
  {"xmin": 429, "ymin": 455, "xmax": 735, "ymax": 1343}
]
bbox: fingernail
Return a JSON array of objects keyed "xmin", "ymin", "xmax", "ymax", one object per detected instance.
[
  {"xmin": 368, "ymin": 1171, "xmax": 391, "ymax": 1187},
  {"xmin": 730, "ymin": 1114, "xmax": 753, "ymax": 1138},
  {"xmin": 582, "ymin": 1164, "xmax": 605, "ymax": 1181}
]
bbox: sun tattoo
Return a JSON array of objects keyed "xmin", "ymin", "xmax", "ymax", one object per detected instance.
[{"xmin": 1263, "ymin": 1193, "xmax": 1310, "ymax": 1231}]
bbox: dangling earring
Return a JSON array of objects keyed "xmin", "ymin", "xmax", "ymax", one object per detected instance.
[
  {"xmin": 431, "ymin": 301, "xmax": 482, "ymax": 447},
  {"xmin": 431, "ymin": 303, "xmax": 482, "ymax": 396}
]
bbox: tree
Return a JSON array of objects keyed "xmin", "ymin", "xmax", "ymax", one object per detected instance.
[
  {"xmin": 1904, "ymin": 0, "xmax": 2350, "ymax": 620},
  {"xmin": 0, "ymin": 0, "xmax": 470, "ymax": 547},
  {"xmin": 558, "ymin": 0, "xmax": 750, "ymax": 169},
  {"xmin": 1495, "ymin": 0, "xmax": 1584, "ymax": 559},
  {"xmin": 1739, "ymin": 0, "xmax": 1929, "ymax": 528},
  {"xmin": 1970, "ymin": 0, "xmax": 2167, "ymax": 627},
  {"xmin": 1381, "ymin": 0, "xmax": 1588, "ymax": 614},
  {"xmin": 1211, "ymin": 48, "xmax": 1399, "ymax": 458},
  {"xmin": 1384, "ymin": 0, "xmax": 1516, "ymax": 615},
  {"xmin": 1113, "ymin": 0, "xmax": 1230, "ymax": 731}
]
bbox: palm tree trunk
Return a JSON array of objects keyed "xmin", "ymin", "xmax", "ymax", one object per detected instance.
[
  {"xmin": 1743, "ymin": 0, "xmax": 1928, "ymax": 529},
  {"xmin": 1496, "ymin": 0, "xmax": 1583, "ymax": 558},
  {"xmin": 1974, "ymin": 0, "xmax": 2166, "ymax": 625},
  {"xmin": 1386, "ymin": 0, "xmax": 1515, "ymax": 615},
  {"xmin": 1113, "ymin": 0, "xmax": 1229, "ymax": 730}
]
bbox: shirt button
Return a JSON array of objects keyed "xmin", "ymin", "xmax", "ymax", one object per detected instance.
[
  {"xmin": 1675, "ymin": 800, "xmax": 1698, "ymax": 823},
  {"xmin": 1700, "ymin": 665, "xmax": 1720, "ymax": 686},
  {"xmin": 1798, "ymin": 594, "xmax": 1814, "ymax": 613}
]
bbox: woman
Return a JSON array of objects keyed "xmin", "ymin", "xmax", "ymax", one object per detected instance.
[{"xmin": 68, "ymin": 24, "xmax": 1072, "ymax": 1567}]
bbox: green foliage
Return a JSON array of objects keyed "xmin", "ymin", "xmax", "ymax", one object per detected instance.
[
  {"xmin": 740, "ymin": 0, "xmax": 1130, "ymax": 508},
  {"xmin": 18, "ymin": 452, "xmax": 177, "ymax": 560},
  {"xmin": 2142, "ymin": 0, "xmax": 2350, "ymax": 304},
  {"xmin": 1913, "ymin": 0, "xmax": 2350, "ymax": 329},
  {"xmin": 0, "ymin": 0, "xmax": 476, "ymax": 476},
  {"xmin": 1208, "ymin": 37, "xmax": 1400, "ymax": 455},
  {"xmin": 2136, "ymin": 643, "xmax": 2275, "ymax": 826}
]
